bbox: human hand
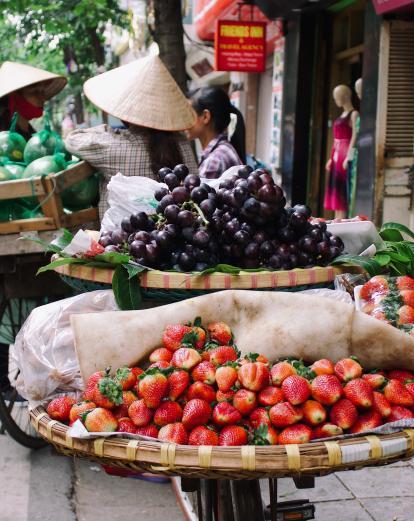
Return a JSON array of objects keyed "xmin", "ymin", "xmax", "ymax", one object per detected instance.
[{"xmin": 325, "ymin": 159, "xmax": 332, "ymax": 172}]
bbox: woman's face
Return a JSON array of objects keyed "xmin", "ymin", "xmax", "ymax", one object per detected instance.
[
  {"xmin": 19, "ymin": 83, "xmax": 47, "ymax": 108},
  {"xmin": 185, "ymin": 105, "xmax": 212, "ymax": 140}
]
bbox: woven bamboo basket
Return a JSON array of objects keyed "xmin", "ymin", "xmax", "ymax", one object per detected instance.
[{"xmin": 31, "ymin": 407, "xmax": 414, "ymax": 480}]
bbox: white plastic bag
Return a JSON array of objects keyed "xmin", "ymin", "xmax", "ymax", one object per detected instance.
[
  {"xmin": 11, "ymin": 290, "xmax": 118, "ymax": 408},
  {"xmin": 101, "ymin": 173, "xmax": 166, "ymax": 233},
  {"xmin": 326, "ymin": 220, "xmax": 384, "ymax": 255}
]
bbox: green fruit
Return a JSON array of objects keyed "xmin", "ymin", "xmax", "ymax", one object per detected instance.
[
  {"xmin": 62, "ymin": 174, "xmax": 99, "ymax": 210},
  {"xmin": 3, "ymin": 163, "xmax": 25, "ymax": 179},
  {"xmin": 0, "ymin": 131, "xmax": 27, "ymax": 161},
  {"xmin": 24, "ymin": 132, "xmax": 66, "ymax": 165},
  {"xmin": 0, "ymin": 166, "xmax": 15, "ymax": 182},
  {"xmin": 22, "ymin": 155, "xmax": 64, "ymax": 179}
]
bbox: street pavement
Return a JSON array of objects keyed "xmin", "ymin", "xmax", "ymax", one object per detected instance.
[{"xmin": 1, "ymin": 431, "xmax": 414, "ymax": 521}]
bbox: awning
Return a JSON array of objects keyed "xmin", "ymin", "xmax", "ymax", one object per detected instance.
[{"xmin": 371, "ymin": 0, "xmax": 414, "ymax": 14}]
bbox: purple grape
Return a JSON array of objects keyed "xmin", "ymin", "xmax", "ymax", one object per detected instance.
[
  {"xmin": 299, "ymin": 236, "xmax": 317, "ymax": 254},
  {"xmin": 309, "ymin": 227, "xmax": 323, "ymax": 242},
  {"xmin": 234, "ymin": 186, "xmax": 249, "ymax": 204},
  {"xmin": 150, "ymin": 230, "xmax": 158, "ymax": 241},
  {"xmin": 259, "ymin": 202, "xmax": 278, "ymax": 219},
  {"xmin": 234, "ymin": 230, "xmax": 250, "ymax": 246},
  {"xmin": 221, "ymin": 244, "xmax": 233, "ymax": 260},
  {"xmin": 184, "ymin": 174, "xmax": 201, "ymax": 190},
  {"xmin": 290, "ymin": 211, "xmax": 308, "ymax": 230},
  {"xmin": 173, "ymin": 164, "xmax": 189, "ymax": 181},
  {"xmin": 288, "ymin": 243, "xmax": 299, "ymax": 255},
  {"xmin": 225, "ymin": 218, "xmax": 240, "ymax": 235},
  {"xmin": 231, "ymin": 243, "xmax": 244, "ymax": 258},
  {"xmin": 253, "ymin": 230, "xmax": 267, "ymax": 244},
  {"xmin": 111, "ymin": 229, "xmax": 128, "ymax": 244},
  {"xmin": 293, "ymin": 204, "xmax": 312, "ymax": 219},
  {"xmin": 220, "ymin": 231, "xmax": 233, "ymax": 245},
  {"xmin": 171, "ymin": 251, "xmax": 181, "ymax": 264},
  {"xmin": 130, "ymin": 212, "xmax": 148, "ymax": 230},
  {"xmin": 210, "ymin": 216, "xmax": 223, "ymax": 233},
  {"xmin": 245, "ymin": 242, "xmax": 260, "ymax": 259},
  {"xmin": 297, "ymin": 251, "xmax": 313, "ymax": 267},
  {"xmin": 146, "ymin": 243, "xmax": 159, "ymax": 264},
  {"xmin": 178, "ymin": 252, "xmax": 195, "ymax": 271},
  {"xmin": 154, "ymin": 186, "xmax": 169, "ymax": 202},
  {"xmin": 155, "ymin": 230, "xmax": 173, "ymax": 249},
  {"xmin": 237, "ymin": 165, "xmax": 253, "ymax": 179},
  {"xmin": 99, "ymin": 235, "xmax": 112, "ymax": 247},
  {"xmin": 276, "ymin": 244, "xmax": 290, "ymax": 260},
  {"xmin": 259, "ymin": 173, "xmax": 274, "ymax": 185},
  {"xmin": 247, "ymin": 176, "xmax": 262, "ymax": 192},
  {"xmin": 330, "ymin": 235, "xmax": 344, "ymax": 251},
  {"xmin": 191, "ymin": 186, "xmax": 209, "ymax": 204},
  {"xmin": 222, "ymin": 211, "xmax": 233, "ymax": 223},
  {"xmin": 164, "ymin": 204, "xmax": 180, "ymax": 223},
  {"xmin": 268, "ymin": 254, "xmax": 282, "ymax": 269},
  {"xmin": 134, "ymin": 230, "xmax": 151, "ymax": 244},
  {"xmin": 177, "ymin": 210, "xmax": 194, "ymax": 228},
  {"xmin": 195, "ymin": 262, "xmax": 209, "ymax": 272},
  {"xmin": 146, "ymin": 218, "xmax": 156, "ymax": 231},
  {"xmin": 241, "ymin": 222, "xmax": 255, "ymax": 235},
  {"xmin": 199, "ymin": 199, "xmax": 216, "ymax": 219},
  {"xmin": 165, "ymin": 224, "xmax": 178, "ymax": 238},
  {"xmin": 235, "ymin": 178, "xmax": 248, "ymax": 189},
  {"xmin": 194, "ymin": 248, "xmax": 209, "ymax": 262},
  {"xmin": 164, "ymin": 173, "xmax": 180, "ymax": 190},
  {"xmin": 172, "ymin": 186, "xmax": 190, "ymax": 204},
  {"xmin": 129, "ymin": 240, "xmax": 147, "ymax": 258},
  {"xmin": 193, "ymin": 228, "xmax": 210, "ymax": 247},
  {"xmin": 181, "ymin": 227, "xmax": 194, "ymax": 242},
  {"xmin": 105, "ymin": 245, "xmax": 121, "ymax": 253},
  {"xmin": 312, "ymin": 220, "xmax": 327, "ymax": 232},
  {"xmin": 121, "ymin": 217, "xmax": 134, "ymax": 233},
  {"xmin": 185, "ymin": 244, "xmax": 195, "ymax": 256},
  {"xmin": 260, "ymin": 241, "xmax": 274, "ymax": 258},
  {"xmin": 277, "ymin": 227, "xmax": 296, "ymax": 243},
  {"xmin": 257, "ymin": 184, "xmax": 278, "ymax": 203},
  {"xmin": 158, "ymin": 167, "xmax": 172, "ymax": 182},
  {"xmin": 208, "ymin": 240, "xmax": 219, "ymax": 253},
  {"xmin": 243, "ymin": 197, "xmax": 260, "ymax": 215},
  {"xmin": 200, "ymin": 183, "xmax": 214, "ymax": 193},
  {"xmin": 329, "ymin": 246, "xmax": 341, "ymax": 260},
  {"xmin": 289, "ymin": 254, "xmax": 299, "ymax": 268},
  {"xmin": 219, "ymin": 178, "xmax": 235, "ymax": 190},
  {"xmin": 160, "ymin": 194, "xmax": 174, "ymax": 210},
  {"xmin": 317, "ymin": 241, "xmax": 330, "ymax": 257}
]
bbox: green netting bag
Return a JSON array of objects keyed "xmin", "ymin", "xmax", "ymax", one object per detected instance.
[
  {"xmin": 0, "ymin": 157, "xmax": 26, "ymax": 179},
  {"xmin": 0, "ymin": 199, "xmax": 43, "ymax": 222},
  {"xmin": 0, "ymin": 164, "xmax": 17, "ymax": 181},
  {"xmin": 0, "ymin": 113, "xmax": 27, "ymax": 161},
  {"xmin": 62, "ymin": 171, "xmax": 99, "ymax": 210},
  {"xmin": 23, "ymin": 111, "xmax": 67, "ymax": 164}
]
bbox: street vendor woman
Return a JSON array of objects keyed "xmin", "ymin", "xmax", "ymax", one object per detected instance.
[
  {"xmin": 65, "ymin": 55, "xmax": 198, "ymax": 219},
  {"xmin": 0, "ymin": 61, "xmax": 67, "ymax": 140}
]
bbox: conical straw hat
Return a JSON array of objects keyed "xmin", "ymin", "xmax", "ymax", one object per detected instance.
[
  {"xmin": 0, "ymin": 61, "xmax": 67, "ymax": 100},
  {"xmin": 83, "ymin": 55, "xmax": 196, "ymax": 131}
]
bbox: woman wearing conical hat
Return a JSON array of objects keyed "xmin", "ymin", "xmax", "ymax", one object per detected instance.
[
  {"xmin": 0, "ymin": 61, "xmax": 67, "ymax": 140},
  {"xmin": 65, "ymin": 55, "xmax": 198, "ymax": 218}
]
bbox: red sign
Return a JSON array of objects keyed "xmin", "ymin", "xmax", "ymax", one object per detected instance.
[
  {"xmin": 372, "ymin": 0, "xmax": 414, "ymax": 14},
  {"xmin": 214, "ymin": 20, "xmax": 267, "ymax": 73}
]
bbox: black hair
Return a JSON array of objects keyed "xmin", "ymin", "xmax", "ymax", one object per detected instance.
[
  {"xmin": 135, "ymin": 126, "xmax": 184, "ymax": 177},
  {"xmin": 190, "ymin": 86, "xmax": 246, "ymax": 163}
]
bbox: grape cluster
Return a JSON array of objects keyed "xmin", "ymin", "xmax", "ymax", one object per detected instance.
[{"xmin": 99, "ymin": 164, "xmax": 344, "ymax": 272}]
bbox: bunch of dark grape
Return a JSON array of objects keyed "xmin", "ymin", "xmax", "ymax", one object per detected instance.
[{"xmin": 99, "ymin": 163, "xmax": 344, "ymax": 272}]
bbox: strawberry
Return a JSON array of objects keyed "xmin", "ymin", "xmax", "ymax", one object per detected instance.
[
  {"xmin": 301, "ymin": 400, "xmax": 327, "ymax": 426},
  {"xmin": 282, "ymin": 375, "xmax": 310, "ymax": 405},
  {"xmin": 349, "ymin": 411, "xmax": 382, "ymax": 434},
  {"xmin": 384, "ymin": 379, "xmax": 414, "ymax": 406},
  {"xmin": 311, "ymin": 375, "xmax": 343, "ymax": 405},
  {"xmin": 258, "ymin": 386, "xmax": 284, "ymax": 406},
  {"xmin": 182, "ymin": 399, "xmax": 211, "ymax": 430},
  {"xmin": 249, "ymin": 407, "xmax": 271, "ymax": 429},
  {"xmin": 396, "ymin": 275, "xmax": 414, "ymax": 291},
  {"xmin": 207, "ymin": 322, "xmax": 232, "ymax": 345},
  {"xmin": 359, "ymin": 275, "xmax": 389, "ymax": 300},
  {"xmin": 270, "ymin": 362, "xmax": 296, "ymax": 386},
  {"xmin": 344, "ymin": 379, "xmax": 373, "ymax": 408},
  {"xmin": 310, "ymin": 359, "xmax": 334, "ymax": 376},
  {"xmin": 387, "ymin": 369, "xmax": 414, "ymax": 383},
  {"xmin": 397, "ymin": 305, "xmax": 414, "ymax": 325},
  {"xmin": 168, "ymin": 370, "xmax": 190, "ymax": 401},
  {"xmin": 112, "ymin": 390, "xmax": 137, "ymax": 420},
  {"xmin": 192, "ymin": 361, "xmax": 216, "ymax": 384},
  {"xmin": 136, "ymin": 425, "xmax": 159, "ymax": 438},
  {"xmin": 406, "ymin": 382, "xmax": 414, "ymax": 400},
  {"xmin": 212, "ymin": 402, "xmax": 242, "ymax": 426},
  {"xmin": 83, "ymin": 408, "xmax": 118, "ymax": 432},
  {"xmin": 313, "ymin": 423, "xmax": 343, "ymax": 439},
  {"xmin": 269, "ymin": 402, "xmax": 303, "ymax": 428},
  {"xmin": 163, "ymin": 324, "xmax": 192, "ymax": 351},
  {"xmin": 218, "ymin": 425, "xmax": 247, "ymax": 446},
  {"xmin": 278, "ymin": 424, "xmax": 312, "ymax": 445},
  {"xmin": 187, "ymin": 382, "xmax": 216, "ymax": 403},
  {"xmin": 334, "ymin": 358, "xmax": 362, "ymax": 382},
  {"xmin": 216, "ymin": 389, "xmax": 236, "ymax": 402},
  {"xmin": 215, "ymin": 364, "xmax": 238, "ymax": 391},
  {"xmin": 115, "ymin": 367, "xmax": 137, "ymax": 390},
  {"xmin": 47, "ymin": 396, "xmax": 77, "ymax": 422},
  {"xmin": 189, "ymin": 426, "xmax": 219, "ymax": 446},
  {"xmin": 154, "ymin": 400, "xmax": 183, "ymax": 426},
  {"xmin": 158, "ymin": 423, "xmax": 188, "ymax": 444},
  {"xmin": 329, "ymin": 399, "xmax": 358, "ymax": 429},
  {"xmin": 209, "ymin": 345, "xmax": 238, "ymax": 366},
  {"xmin": 233, "ymin": 389, "xmax": 256, "ymax": 416},
  {"xmin": 172, "ymin": 347, "xmax": 202, "ymax": 370},
  {"xmin": 362, "ymin": 373, "xmax": 386, "ymax": 389},
  {"xmin": 83, "ymin": 370, "xmax": 104, "ymax": 401},
  {"xmin": 93, "ymin": 370, "xmax": 123, "ymax": 409},
  {"xmin": 138, "ymin": 369, "xmax": 169, "ymax": 409},
  {"xmin": 117, "ymin": 418, "xmax": 138, "ymax": 434},
  {"xmin": 128, "ymin": 399, "xmax": 153, "ymax": 427},
  {"xmin": 256, "ymin": 354, "xmax": 269, "ymax": 364},
  {"xmin": 69, "ymin": 400, "xmax": 96, "ymax": 423},
  {"xmin": 401, "ymin": 290, "xmax": 414, "ymax": 308},
  {"xmin": 192, "ymin": 326, "xmax": 206, "ymax": 350},
  {"xmin": 131, "ymin": 367, "xmax": 144, "ymax": 379},
  {"xmin": 253, "ymin": 424, "xmax": 278, "ymax": 445},
  {"xmin": 371, "ymin": 309, "xmax": 390, "ymax": 323},
  {"xmin": 238, "ymin": 362, "xmax": 270, "ymax": 392},
  {"xmin": 372, "ymin": 391, "xmax": 392, "ymax": 417},
  {"xmin": 149, "ymin": 348, "xmax": 173, "ymax": 363},
  {"xmin": 388, "ymin": 405, "xmax": 414, "ymax": 422},
  {"xmin": 148, "ymin": 361, "xmax": 171, "ymax": 370}
]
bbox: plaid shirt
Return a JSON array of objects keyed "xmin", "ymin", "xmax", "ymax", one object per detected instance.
[
  {"xmin": 199, "ymin": 133, "xmax": 242, "ymax": 179},
  {"xmin": 65, "ymin": 125, "xmax": 198, "ymax": 218}
]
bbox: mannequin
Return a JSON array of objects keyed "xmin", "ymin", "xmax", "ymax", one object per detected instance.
[
  {"xmin": 324, "ymin": 85, "xmax": 358, "ymax": 219},
  {"xmin": 347, "ymin": 78, "xmax": 362, "ymax": 217}
]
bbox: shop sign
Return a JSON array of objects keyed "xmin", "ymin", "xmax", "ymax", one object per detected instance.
[
  {"xmin": 214, "ymin": 20, "xmax": 267, "ymax": 72},
  {"xmin": 372, "ymin": 0, "xmax": 414, "ymax": 14}
]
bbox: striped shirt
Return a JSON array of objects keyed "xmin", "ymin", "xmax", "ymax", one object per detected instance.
[
  {"xmin": 199, "ymin": 133, "xmax": 242, "ymax": 179},
  {"xmin": 65, "ymin": 124, "xmax": 198, "ymax": 218}
]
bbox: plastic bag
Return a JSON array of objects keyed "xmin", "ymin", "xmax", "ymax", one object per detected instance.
[
  {"xmin": 0, "ymin": 113, "xmax": 27, "ymax": 161},
  {"xmin": 11, "ymin": 290, "xmax": 118, "ymax": 408},
  {"xmin": 101, "ymin": 173, "xmax": 164, "ymax": 233},
  {"xmin": 326, "ymin": 220, "xmax": 384, "ymax": 255},
  {"xmin": 23, "ymin": 111, "xmax": 67, "ymax": 165}
]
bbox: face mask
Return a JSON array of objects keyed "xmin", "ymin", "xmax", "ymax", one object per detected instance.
[{"xmin": 8, "ymin": 93, "xmax": 44, "ymax": 120}]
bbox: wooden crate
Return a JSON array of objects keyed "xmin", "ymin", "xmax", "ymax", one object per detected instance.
[{"xmin": 0, "ymin": 161, "xmax": 99, "ymax": 234}]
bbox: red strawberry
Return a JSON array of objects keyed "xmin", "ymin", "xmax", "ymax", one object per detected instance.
[
  {"xmin": 213, "ymin": 402, "xmax": 242, "ymax": 426},
  {"xmin": 219, "ymin": 425, "xmax": 247, "ymax": 446},
  {"xmin": 233, "ymin": 389, "xmax": 256, "ymax": 416},
  {"xmin": 216, "ymin": 364, "xmax": 238, "ymax": 391},
  {"xmin": 172, "ymin": 347, "xmax": 202, "ymax": 370},
  {"xmin": 279, "ymin": 424, "xmax": 312, "ymax": 444},
  {"xmin": 311, "ymin": 375, "xmax": 343, "ymax": 405},
  {"xmin": 387, "ymin": 369, "xmax": 414, "ymax": 383},
  {"xmin": 253, "ymin": 424, "xmax": 278, "ymax": 445},
  {"xmin": 269, "ymin": 402, "xmax": 303, "ymax": 428},
  {"xmin": 136, "ymin": 425, "xmax": 158, "ymax": 438},
  {"xmin": 187, "ymin": 382, "xmax": 216, "ymax": 403},
  {"xmin": 388, "ymin": 405, "xmax": 414, "ymax": 422},
  {"xmin": 182, "ymin": 399, "xmax": 211, "ymax": 430},
  {"xmin": 216, "ymin": 389, "xmax": 236, "ymax": 402},
  {"xmin": 128, "ymin": 399, "xmax": 153, "ymax": 427},
  {"xmin": 148, "ymin": 361, "xmax": 171, "ymax": 370},
  {"xmin": 112, "ymin": 390, "xmax": 136, "ymax": 420},
  {"xmin": 189, "ymin": 426, "xmax": 219, "ymax": 446},
  {"xmin": 115, "ymin": 367, "xmax": 137, "ymax": 390},
  {"xmin": 330, "ymin": 399, "xmax": 358, "ymax": 429},
  {"xmin": 258, "ymin": 386, "xmax": 284, "ymax": 406},
  {"xmin": 192, "ymin": 326, "xmax": 206, "ymax": 350},
  {"xmin": 207, "ymin": 322, "xmax": 232, "ymax": 345},
  {"xmin": 209, "ymin": 345, "xmax": 238, "ymax": 366},
  {"xmin": 154, "ymin": 401, "xmax": 183, "ymax": 426},
  {"xmin": 344, "ymin": 379, "xmax": 373, "ymax": 409},
  {"xmin": 149, "ymin": 348, "xmax": 173, "ymax": 363},
  {"xmin": 270, "ymin": 362, "xmax": 296, "ymax": 386},
  {"xmin": 131, "ymin": 367, "xmax": 144, "ymax": 379},
  {"xmin": 350, "ymin": 411, "xmax": 382, "ymax": 434},
  {"xmin": 310, "ymin": 359, "xmax": 334, "ymax": 376},
  {"xmin": 192, "ymin": 361, "xmax": 216, "ymax": 384},
  {"xmin": 84, "ymin": 371, "xmax": 104, "ymax": 401},
  {"xmin": 396, "ymin": 275, "xmax": 414, "ymax": 291},
  {"xmin": 117, "ymin": 418, "xmax": 138, "ymax": 434},
  {"xmin": 406, "ymin": 382, "xmax": 414, "ymax": 400},
  {"xmin": 168, "ymin": 370, "xmax": 190, "ymax": 401},
  {"xmin": 238, "ymin": 362, "xmax": 270, "ymax": 392},
  {"xmin": 372, "ymin": 391, "xmax": 392, "ymax": 417},
  {"xmin": 47, "ymin": 396, "xmax": 77, "ymax": 422},
  {"xmin": 69, "ymin": 400, "xmax": 96, "ymax": 423},
  {"xmin": 163, "ymin": 324, "xmax": 192, "ymax": 351},
  {"xmin": 158, "ymin": 423, "xmax": 188, "ymax": 444},
  {"xmin": 334, "ymin": 358, "xmax": 362, "ymax": 382},
  {"xmin": 249, "ymin": 407, "xmax": 271, "ymax": 429},
  {"xmin": 93, "ymin": 370, "xmax": 123, "ymax": 409},
  {"xmin": 384, "ymin": 379, "xmax": 414, "ymax": 407},
  {"xmin": 83, "ymin": 408, "xmax": 118, "ymax": 432},
  {"xmin": 138, "ymin": 369, "xmax": 169, "ymax": 409},
  {"xmin": 301, "ymin": 400, "xmax": 327, "ymax": 426},
  {"xmin": 360, "ymin": 275, "xmax": 389, "ymax": 300},
  {"xmin": 362, "ymin": 373, "xmax": 386, "ymax": 389},
  {"xmin": 397, "ymin": 305, "xmax": 414, "ymax": 325},
  {"xmin": 282, "ymin": 375, "xmax": 310, "ymax": 405},
  {"xmin": 313, "ymin": 423, "xmax": 343, "ymax": 439},
  {"xmin": 401, "ymin": 290, "xmax": 414, "ymax": 308}
]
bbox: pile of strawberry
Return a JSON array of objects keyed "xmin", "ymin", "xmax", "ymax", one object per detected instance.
[{"xmin": 47, "ymin": 318, "xmax": 414, "ymax": 446}]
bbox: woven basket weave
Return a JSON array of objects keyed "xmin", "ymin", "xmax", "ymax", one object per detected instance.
[{"xmin": 31, "ymin": 407, "xmax": 414, "ymax": 480}]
